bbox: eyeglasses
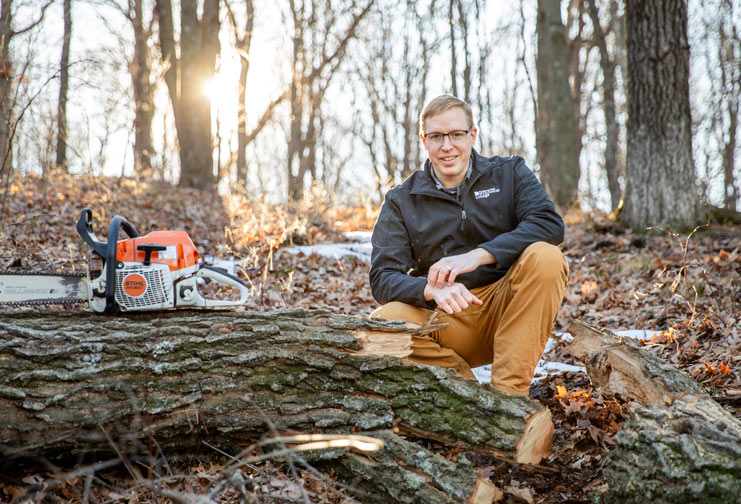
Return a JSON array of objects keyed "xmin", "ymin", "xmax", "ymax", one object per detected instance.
[{"xmin": 423, "ymin": 130, "xmax": 470, "ymax": 146}]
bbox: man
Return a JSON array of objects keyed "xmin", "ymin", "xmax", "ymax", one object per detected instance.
[{"xmin": 369, "ymin": 94, "xmax": 568, "ymax": 396}]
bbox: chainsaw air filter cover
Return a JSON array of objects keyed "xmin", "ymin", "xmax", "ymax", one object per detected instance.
[{"xmin": 115, "ymin": 263, "xmax": 175, "ymax": 310}]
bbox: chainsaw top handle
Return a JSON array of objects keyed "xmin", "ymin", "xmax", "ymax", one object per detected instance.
[{"xmin": 76, "ymin": 208, "xmax": 141, "ymax": 312}]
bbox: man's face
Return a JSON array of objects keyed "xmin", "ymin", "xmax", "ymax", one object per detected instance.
[{"xmin": 420, "ymin": 107, "xmax": 477, "ymax": 188}]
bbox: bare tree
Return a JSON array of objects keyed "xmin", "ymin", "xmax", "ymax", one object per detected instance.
[
  {"xmin": 225, "ymin": 0, "xmax": 254, "ymax": 186},
  {"xmin": 286, "ymin": 0, "xmax": 372, "ymax": 201},
  {"xmin": 474, "ymin": 0, "xmax": 493, "ymax": 156},
  {"xmin": 621, "ymin": 0, "xmax": 703, "ymax": 230},
  {"xmin": 565, "ymin": 0, "xmax": 589, "ymax": 175},
  {"xmin": 717, "ymin": 0, "xmax": 739, "ymax": 211},
  {"xmin": 352, "ymin": 0, "xmax": 442, "ymax": 199},
  {"xmin": 155, "ymin": 0, "xmax": 220, "ymax": 189},
  {"xmin": 130, "ymin": 0, "xmax": 155, "ymax": 176},
  {"xmin": 0, "ymin": 0, "xmax": 53, "ymax": 181},
  {"xmin": 456, "ymin": 0, "xmax": 471, "ymax": 103},
  {"xmin": 55, "ymin": 0, "xmax": 72, "ymax": 171},
  {"xmin": 586, "ymin": 0, "xmax": 622, "ymax": 212},
  {"xmin": 536, "ymin": 0, "xmax": 580, "ymax": 209},
  {"xmin": 88, "ymin": 0, "xmax": 156, "ymax": 178}
]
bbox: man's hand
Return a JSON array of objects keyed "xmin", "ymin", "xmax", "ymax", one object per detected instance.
[
  {"xmin": 427, "ymin": 248, "xmax": 496, "ymax": 289},
  {"xmin": 424, "ymin": 282, "xmax": 483, "ymax": 314}
]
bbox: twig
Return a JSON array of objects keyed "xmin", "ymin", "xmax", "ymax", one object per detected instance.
[{"xmin": 100, "ymin": 424, "xmax": 142, "ymax": 483}]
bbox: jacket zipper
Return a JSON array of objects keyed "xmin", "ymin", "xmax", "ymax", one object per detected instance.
[{"xmin": 460, "ymin": 209, "xmax": 467, "ymax": 231}]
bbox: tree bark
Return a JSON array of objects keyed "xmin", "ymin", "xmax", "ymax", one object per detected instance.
[
  {"xmin": 567, "ymin": 320, "xmax": 741, "ymax": 503},
  {"xmin": 0, "ymin": 310, "xmax": 553, "ymax": 476},
  {"xmin": 536, "ymin": 0, "xmax": 580, "ymax": 209},
  {"xmin": 55, "ymin": 0, "xmax": 71, "ymax": 172},
  {"xmin": 456, "ymin": 0, "xmax": 471, "ymax": 104},
  {"xmin": 130, "ymin": 0, "xmax": 154, "ymax": 177},
  {"xmin": 0, "ymin": 0, "xmax": 14, "ymax": 180},
  {"xmin": 227, "ymin": 0, "xmax": 255, "ymax": 187},
  {"xmin": 155, "ymin": 0, "xmax": 218, "ymax": 190},
  {"xmin": 449, "ymin": 0, "xmax": 458, "ymax": 98},
  {"xmin": 313, "ymin": 430, "xmax": 502, "ymax": 504},
  {"xmin": 586, "ymin": 0, "xmax": 622, "ymax": 213},
  {"xmin": 620, "ymin": 0, "xmax": 702, "ymax": 230},
  {"xmin": 719, "ymin": 0, "xmax": 739, "ymax": 212}
]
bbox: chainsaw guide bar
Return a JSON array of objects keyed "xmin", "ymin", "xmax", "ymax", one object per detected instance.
[{"xmin": 0, "ymin": 271, "xmax": 87, "ymax": 306}]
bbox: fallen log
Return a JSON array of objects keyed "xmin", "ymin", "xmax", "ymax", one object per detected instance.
[
  {"xmin": 0, "ymin": 310, "xmax": 551, "ymax": 503},
  {"xmin": 295, "ymin": 430, "xmax": 502, "ymax": 504},
  {"xmin": 568, "ymin": 320, "xmax": 741, "ymax": 504}
]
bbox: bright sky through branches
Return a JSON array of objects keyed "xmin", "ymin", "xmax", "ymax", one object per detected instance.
[{"xmin": 6, "ymin": 0, "xmax": 734, "ymax": 209}]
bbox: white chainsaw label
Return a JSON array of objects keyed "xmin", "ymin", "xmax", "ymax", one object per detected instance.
[{"xmin": 158, "ymin": 246, "xmax": 178, "ymax": 260}]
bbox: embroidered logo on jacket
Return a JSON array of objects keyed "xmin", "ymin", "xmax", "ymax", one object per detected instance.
[{"xmin": 474, "ymin": 187, "xmax": 500, "ymax": 199}]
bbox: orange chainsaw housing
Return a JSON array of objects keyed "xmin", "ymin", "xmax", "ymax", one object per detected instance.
[{"xmin": 115, "ymin": 231, "xmax": 200, "ymax": 271}]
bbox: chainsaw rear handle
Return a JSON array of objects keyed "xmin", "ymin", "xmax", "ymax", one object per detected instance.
[{"xmin": 196, "ymin": 265, "xmax": 250, "ymax": 307}]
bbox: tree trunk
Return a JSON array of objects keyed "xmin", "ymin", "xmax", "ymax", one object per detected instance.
[
  {"xmin": 233, "ymin": 0, "xmax": 254, "ymax": 187},
  {"xmin": 287, "ymin": 0, "xmax": 304, "ymax": 201},
  {"xmin": 567, "ymin": 320, "xmax": 741, "ymax": 503},
  {"xmin": 620, "ymin": 0, "xmax": 702, "ymax": 230},
  {"xmin": 0, "ymin": 310, "xmax": 553, "ymax": 475},
  {"xmin": 565, "ymin": 0, "xmax": 586, "ymax": 194},
  {"xmin": 178, "ymin": 0, "xmax": 218, "ymax": 189},
  {"xmin": 457, "ymin": 0, "xmax": 471, "ymax": 104},
  {"xmin": 131, "ymin": 0, "xmax": 154, "ymax": 176},
  {"xmin": 55, "ymin": 0, "xmax": 71, "ymax": 172},
  {"xmin": 536, "ymin": 0, "xmax": 580, "ymax": 209},
  {"xmin": 449, "ymin": 0, "xmax": 458, "ymax": 98},
  {"xmin": 0, "ymin": 0, "xmax": 13, "ymax": 180},
  {"xmin": 719, "ymin": 0, "xmax": 739, "ymax": 212},
  {"xmin": 723, "ymin": 100, "xmax": 738, "ymax": 212},
  {"xmin": 586, "ymin": 0, "xmax": 622, "ymax": 213},
  {"xmin": 155, "ymin": 0, "xmax": 218, "ymax": 190},
  {"xmin": 401, "ymin": 23, "xmax": 413, "ymax": 180}
]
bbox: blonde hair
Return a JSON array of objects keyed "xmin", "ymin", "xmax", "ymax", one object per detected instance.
[{"xmin": 419, "ymin": 95, "xmax": 474, "ymax": 135}]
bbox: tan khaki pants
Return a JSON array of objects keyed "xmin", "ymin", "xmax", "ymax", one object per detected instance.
[{"xmin": 370, "ymin": 242, "xmax": 569, "ymax": 396}]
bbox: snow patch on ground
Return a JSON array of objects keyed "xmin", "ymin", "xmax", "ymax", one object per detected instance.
[
  {"xmin": 283, "ymin": 232, "xmax": 373, "ymax": 262},
  {"xmin": 284, "ymin": 243, "xmax": 372, "ymax": 261},
  {"xmin": 612, "ymin": 329, "xmax": 663, "ymax": 340},
  {"xmin": 203, "ymin": 255, "xmax": 239, "ymax": 275}
]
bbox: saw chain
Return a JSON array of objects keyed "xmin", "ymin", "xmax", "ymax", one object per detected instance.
[{"xmin": 0, "ymin": 270, "xmax": 87, "ymax": 306}]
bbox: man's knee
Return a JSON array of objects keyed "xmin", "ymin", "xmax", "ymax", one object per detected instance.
[
  {"xmin": 370, "ymin": 301, "xmax": 431, "ymax": 324},
  {"xmin": 518, "ymin": 242, "xmax": 568, "ymax": 282}
]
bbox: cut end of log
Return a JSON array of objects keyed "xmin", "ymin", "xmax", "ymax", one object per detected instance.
[
  {"xmin": 514, "ymin": 408, "xmax": 553, "ymax": 464},
  {"xmin": 350, "ymin": 329, "xmax": 413, "ymax": 358},
  {"xmin": 468, "ymin": 477, "xmax": 503, "ymax": 504},
  {"xmin": 567, "ymin": 319, "xmax": 704, "ymax": 405}
]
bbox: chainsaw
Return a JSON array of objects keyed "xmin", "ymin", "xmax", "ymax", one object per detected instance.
[{"xmin": 0, "ymin": 208, "xmax": 249, "ymax": 312}]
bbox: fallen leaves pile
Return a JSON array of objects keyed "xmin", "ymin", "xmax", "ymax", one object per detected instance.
[{"xmin": 1, "ymin": 171, "xmax": 739, "ymax": 503}]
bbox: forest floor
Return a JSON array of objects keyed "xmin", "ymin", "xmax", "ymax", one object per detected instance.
[{"xmin": 1, "ymin": 171, "xmax": 739, "ymax": 504}]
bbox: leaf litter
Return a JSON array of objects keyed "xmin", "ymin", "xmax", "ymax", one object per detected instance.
[{"xmin": 1, "ymin": 171, "xmax": 739, "ymax": 503}]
